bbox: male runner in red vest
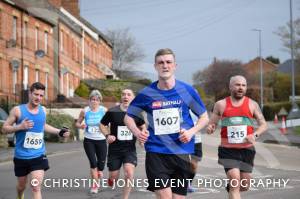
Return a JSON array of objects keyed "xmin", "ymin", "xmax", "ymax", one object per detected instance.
[{"xmin": 207, "ymin": 75, "xmax": 267, "ymax": 199}]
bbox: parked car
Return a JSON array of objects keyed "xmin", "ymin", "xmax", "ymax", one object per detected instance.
[
  {"xmin": 7, "ymin": 132, "xmax": 16, "ymax": 147},
  {"xmin": 0, "ymin": 108, "xmax": 15, "ymax": 147}
]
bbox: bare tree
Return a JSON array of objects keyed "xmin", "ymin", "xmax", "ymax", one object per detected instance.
[
  {"xmin": 275, "ymin": 18, "xmax": 300, "ymax": 59},
  {"xmin": 193, "ymin": 59, "xmax": 247, "ymax": 100},
  {"xmin": 105, "ymin": 28, "xmax": 145, "ymax": 78}
]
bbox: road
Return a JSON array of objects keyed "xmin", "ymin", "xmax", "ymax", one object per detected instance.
[{"xmin": 0, "ymin": 132, "xmax": 300, "ymax": 199}]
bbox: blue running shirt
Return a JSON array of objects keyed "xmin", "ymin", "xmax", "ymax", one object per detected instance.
[
  {"xmin": 15, "ymin": 104, "xmax": 46, "ymax": 159},
  {"xmin": 84, "ymin": 106, "xmax": 106, "ymax": 140},
  {"xmin": 127, "ymin": 80, "xmax": 206, "ymax": 154}
]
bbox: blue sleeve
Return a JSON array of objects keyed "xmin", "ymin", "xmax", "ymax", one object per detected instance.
[
  {"xmin": 189, "ymin": 87, "xmax": 206, "ymax": 117},
  {"xmin": 127, "ymin": 93, "xmax": 146, "ymax": 120}
]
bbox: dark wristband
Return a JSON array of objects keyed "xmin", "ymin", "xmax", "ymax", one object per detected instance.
[{"xmin": 59, "ymin": 128, "xmax": 68, "ymax": 137}]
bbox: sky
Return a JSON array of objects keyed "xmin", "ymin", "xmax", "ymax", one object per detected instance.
[{"xmin": 80, "ymin": 0, "xmax": 300, "ymax": 83}]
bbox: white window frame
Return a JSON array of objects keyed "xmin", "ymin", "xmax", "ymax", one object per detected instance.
[
  {"xmin": 13, "ymin": 69, "xmax": 17, "ymax": 93},
  {"xmin": 66, "ymin": 72, "xmax": 69, "ymax": 97},
  {"xmin": 23, "ymin": 21, "xmax": 27, "ymax": 46},
  {"xmin": 35, "ymin": 27, "xmax": 39, "ymax": 50},
  {"xmin": 45, "ymin": 72, "xmax": 48, "ymax": 100},
  {"xmin": 75, "ymin": 42, "xmax": 78, "ymax": 61},
  {"xmin": 23, "ymin": 65, "xmax": 28, "ymax": 89},
  {"xmin": 60, "ymin": 71, "xmax": 64, "ymax": 94},
  {"xmin": 44, "ymin": 31, "xmax": 48, "ymax": 54},
  {"xmin": 60, "ymin": 30, "xmax": 63, "ymax": 52},
  {"xmin": 13, "ymin": 16, "xmax": 17, "ymax": 40},
  {"xmin": 35, "ymin": 70, "xmax": 39, "ymax": 82}
]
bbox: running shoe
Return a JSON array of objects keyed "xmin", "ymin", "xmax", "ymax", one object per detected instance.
[
  {"xmin": 187, "ymin": 185, "xmax": 197, "ymax": 193},
  {"xmin": 90, "ymin": 185, "xmax": 98, "ymax": 194},
  {"xmin": 16, "ymin": 194, "xmax": 24, "ymax": 199},
  {"xmin": 226, "ymin": 184, "xmax": 230, "ymax": 192}
]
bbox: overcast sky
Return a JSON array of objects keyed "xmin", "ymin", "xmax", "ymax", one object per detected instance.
[{"xmin": 80, "ymin": 0, "xmax": 300, "ymax": 83}]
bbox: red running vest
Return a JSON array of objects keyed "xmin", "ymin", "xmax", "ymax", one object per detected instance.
[{"xmin": 220, "ymin": 97, "xmax": 254, "ymax": 148}]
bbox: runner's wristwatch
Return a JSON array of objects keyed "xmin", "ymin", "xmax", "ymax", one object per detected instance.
[{"xmin": 254, "ymin": 133, "xmax": 259, "ymax": 139}]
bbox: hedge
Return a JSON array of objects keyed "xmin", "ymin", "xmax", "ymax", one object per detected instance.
[
  {"xmin": 0, "ymin": 121, "xmax": 8, "ymax": 148},
  {"xmin": 46, "ymin": 112, "xmax": 76, "ymax": 142},
  {"xmin": 263, "ymin": 101, "xmax": 300, "ymax": 121},
  {"xmin": 74, "ymin": 82, "xmax": 90, "ymax": 98}
]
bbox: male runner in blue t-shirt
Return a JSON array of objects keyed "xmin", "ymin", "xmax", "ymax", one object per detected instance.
[
  {"xmin": 124, "ymin": 48, "xmax": 209, "ymax": 198},
  {"xmin": 2, "ymin": 82, "xmax": 70, "ymax": 199}
]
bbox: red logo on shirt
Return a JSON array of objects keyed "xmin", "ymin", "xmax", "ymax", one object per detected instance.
[{"xmin": 152, "ymin": 101, "xmax": 162, "ymax": 108}]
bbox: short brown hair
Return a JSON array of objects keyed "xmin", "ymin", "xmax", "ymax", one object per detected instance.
[
  {"xmin": 30, "ymin": 82, "xmax": 45, "ymax": 92},
  {"xmin": 154, "ymin": 48, "xmax": 175, "ymax": 62}
]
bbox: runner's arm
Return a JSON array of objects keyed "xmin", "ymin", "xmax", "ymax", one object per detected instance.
[
  {"xmin": 75, "ymin": 110, "xmax": 85, "ymax": 129},
  {"xmin": 2, "ymin": 107, "xmax": 21, "ymax": 134},
  {"xmin": 206, "ymin": 101, "xmax": 222, "ymax": 134},
  {"xmin": 125, "ymin": 114, "xmax": 148, "ymax": 144},
  {"xmin": 124, "ymin": 114, "xmax": 142, "ymax": 136},
  {"xmin": 44, "ymin": 123, "xmax": 70, "ymax": 138},
  {"xmin": 187, "ymin": 111, "xmax": 209, "ymax": 136},
  {"xmin": 44, "ymin": 123, "xmax": 60, "ymax": 134},
  {"xmin": 252, "ymin": 101, "xmax": 268, "ymax": 137},
  {"xmin": 99, "ymin": 123, "xmax": 110, "ymax": 136},
  {"xmin": 43, "ymin": 106, "xmax": 64, "ymax": 135}
]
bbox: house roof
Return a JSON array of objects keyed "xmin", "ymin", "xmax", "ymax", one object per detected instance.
[
  {"xmin": 5, "ymin": 0, "xmax": 111, "ymax": 46},
  {"xmin": 5, "ymin": 0, "xmax": 56, "ymax": 26},
  {"xmin": 244, "ymin": 57, "xmax": 278, "ymax": 73},
  {"xmin": 77, "ymin": 16, "xmax": 112, "ymax": 47},
  {"xmin": 277, "ymin": 59, "xmax": 300, "ymax": 74},
  {"xmin": 7, "ymin": 0, "xmax": 82, "ymax": 34}
]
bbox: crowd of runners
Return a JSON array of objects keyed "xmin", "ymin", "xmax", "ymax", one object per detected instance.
[{"xmin": 2, "ymin": 48, "xmax": 267, "ymax": 199}]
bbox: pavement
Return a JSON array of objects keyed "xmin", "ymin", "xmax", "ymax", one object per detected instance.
[
  {"xmin": 0, "ymin": 141, "xmax": 83, "ymax": 163},
  {"xmin": 0, "ymin": 121, "xmax": 300, "ymax": 163},
  {"xmin": 259, "ymin": 122, "xmax": 300, "ymax": 147}
]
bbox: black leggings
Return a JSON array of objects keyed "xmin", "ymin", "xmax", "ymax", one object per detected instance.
[{"xmin": 83, "ymin": 138, "xmax": 107, "ymax": 171}]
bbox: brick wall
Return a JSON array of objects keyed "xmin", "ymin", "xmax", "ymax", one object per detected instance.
[
  {"xmin": 49, "ymin": 0, "xmax": 80, "ymax": 18},
  {"xmin": 0, "ymin": 0, "xmax": 113, "ymax": 105},
  {"xmin": 244, "ymin": 57, "xmax": 277, "ymax": 75},
  {"xmin": 0, "ymin": 1, "xmax": 55, "ymax": 103},
  {"xmin": 59, "ymin": 22, "xmax": 81, "ymax": 97}
]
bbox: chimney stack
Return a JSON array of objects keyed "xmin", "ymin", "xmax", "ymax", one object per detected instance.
[{"xmin": 48, "ymin": 0, "xmax": 80, "ymax": 18}]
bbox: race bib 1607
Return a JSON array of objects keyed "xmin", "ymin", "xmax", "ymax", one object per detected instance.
[{"xmin": 153, "ymin": 108, "xmax": 180, "ymax": 135}]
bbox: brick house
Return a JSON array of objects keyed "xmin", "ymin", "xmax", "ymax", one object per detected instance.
[
  {"xmin": 0, "ymin": 0, "xmax": 113, "ymax": 105},
  {"xmin": 244, "ymin": 57, "xmax": 278, "ymax": 103},
  {"xmin": 0, "ymin": 0, "xmax": 56, "ymax": 104},
  {"xmin": 244, "ymin": 57, "xmax": 277, "ymax": 75}
]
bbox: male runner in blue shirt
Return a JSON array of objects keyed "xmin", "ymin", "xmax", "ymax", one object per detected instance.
[
  {"xmin": 124, "ymin": 48, "xmax": 209, "ymax": 198},
  {"xmin": 2, "ymin": 82, "xmax": 70, "ymax": 199}
]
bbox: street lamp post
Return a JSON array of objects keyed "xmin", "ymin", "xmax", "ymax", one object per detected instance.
[
  {"xmin": 252, "ymin": 29, "xmax": 263, "ymax": 110},
  {"xmin": 286, "ymin": 0, "xmax": 300, "ymax": 124},
  {"xmin": 290, "ymin": 0, "xmax": 295, "ymax": 104}
]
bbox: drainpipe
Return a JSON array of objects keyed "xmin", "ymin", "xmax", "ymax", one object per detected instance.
[{"xmin": 81, "ymin": 30, "xmax": 85, "ymax": 79}]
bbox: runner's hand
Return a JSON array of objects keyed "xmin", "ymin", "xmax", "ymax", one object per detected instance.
[
  {"xmin": 80, "ymin": 124, "xmax": 86, "ymax": 129},
  {"xmin": 245, "ymin": 134, "xmax": 256, "ymax": 144},
  {"xmin": 106, "ymin": 135, "xmax": 116, "ymax": 144},
  {"xmin": 179, "ymin": 128, "xmax": 193, "ymax": 143},
  {"xmin": 206, "ymin": 124, "xmax": 216, "ymax": 134},
  {"xmin": 59, "ymin": 127, "xmax": 70, "ymax": 138},
  {"xmin": 20, "ymin": 118, "xmax": 34, "ymax": 130},
  {"xmin": 137, "ymin": 129, "xmax": 149, "ymax": 144}
]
